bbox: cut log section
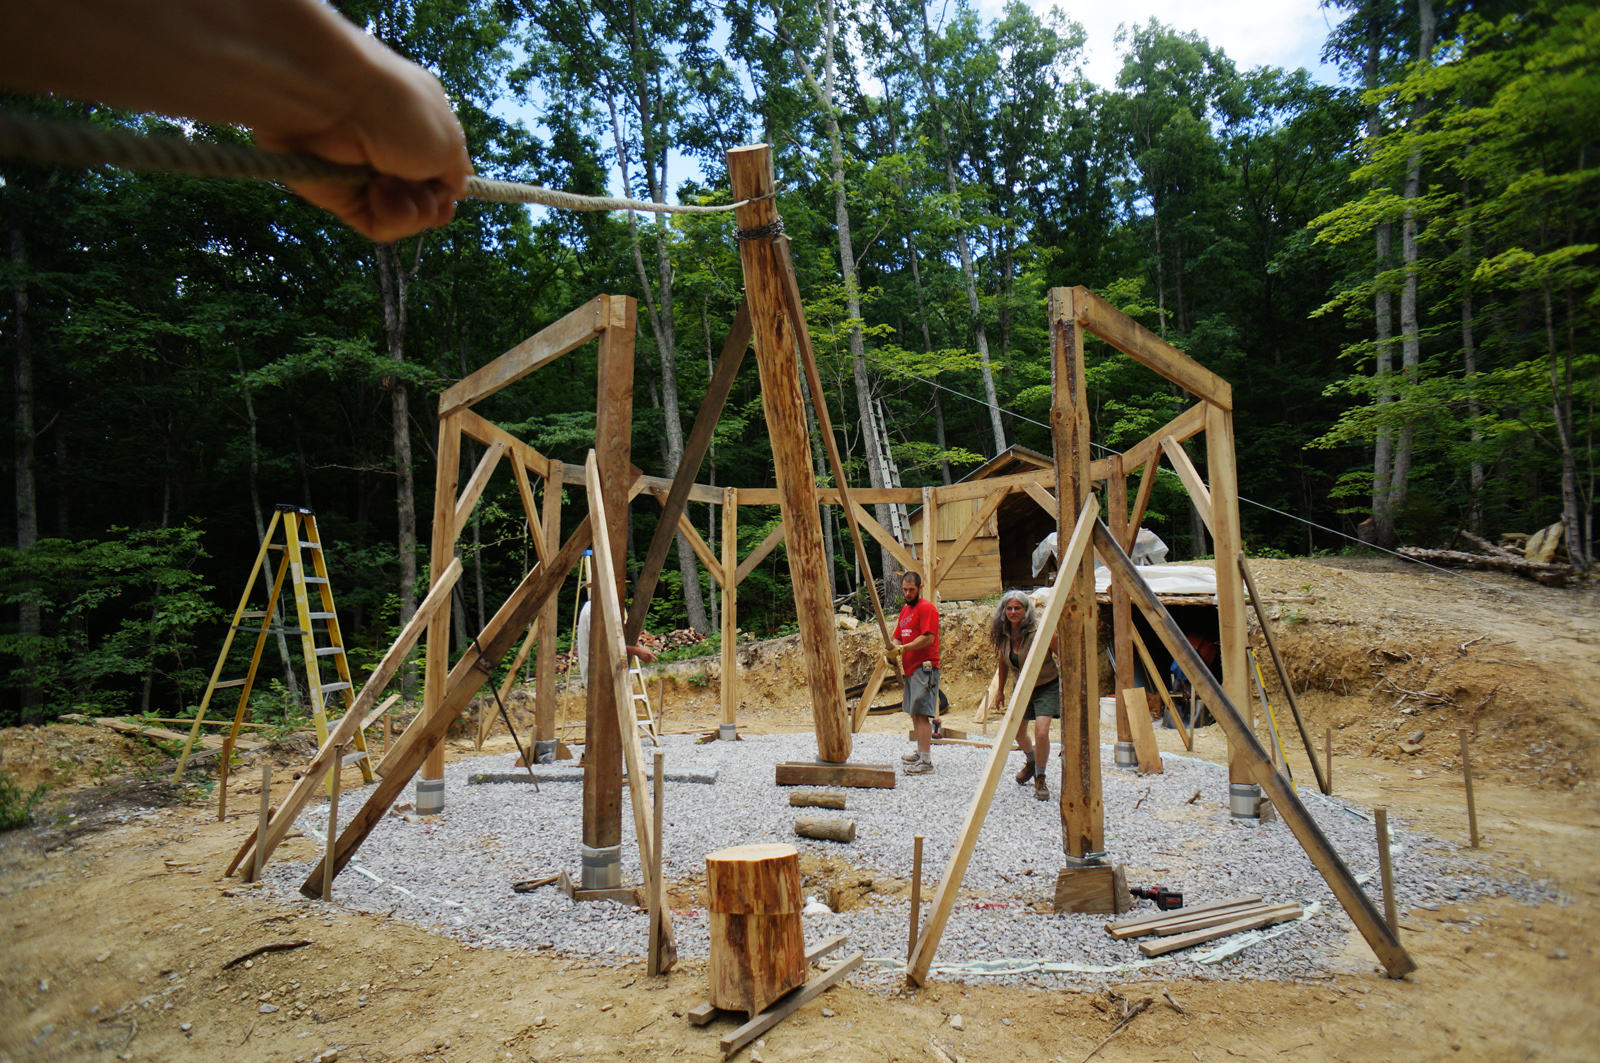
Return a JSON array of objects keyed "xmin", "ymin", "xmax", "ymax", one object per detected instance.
[
  {"xmin": 794, "ymin": 817, "xmax": 856, "ymax": 843},
  {"xmin": 789, "ymin": 790, "xmax": 846, "ymax": 810},
  {"xmin": 706, "ymin": 843, "xmax": 808, "ymax": 1016}
]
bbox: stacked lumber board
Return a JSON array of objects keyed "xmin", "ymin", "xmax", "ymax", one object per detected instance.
[{"xmin": 1105, "ymin": 895, "xmax": 1303, "ymax": 958}]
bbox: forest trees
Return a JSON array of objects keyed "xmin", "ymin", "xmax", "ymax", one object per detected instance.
[{"xmin": 1315, "ymin": 0, "xmax": 1597, "ymax": 566}]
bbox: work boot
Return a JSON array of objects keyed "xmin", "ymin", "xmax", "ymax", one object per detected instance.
[
  {"xmin": 1034, "ymin": 773, "xmax": 1050, "ymax": 801},
  {"xmin": 1015, "ymin": 757, "xmax": 1035, "ymax": 785}
]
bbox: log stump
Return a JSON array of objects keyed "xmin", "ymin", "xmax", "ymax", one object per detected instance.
[
  {"xmin": 794, "ymin": 816, "xmax": 856, "ymax": 843},
  {"xmin": 706, "ymin": 843, "xmax": 807, "ymax": 1015}
]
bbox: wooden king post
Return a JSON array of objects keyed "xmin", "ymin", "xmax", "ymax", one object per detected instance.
[
  {"xmin": 727, "ymin": 144, "xmax": 852, "ymax": 765},
  {"xmin": 1206, "ymin": 403, "xmax": 1257, "ymax": 819},
  {"xmin": 582, "ymin": 298, "xmax": 636, "ymax": 889},
  {"xmin": 1050, "ymin": 287, "xmax": 1104, "ymax": 862},
  {"xmin": 1108, "ymin": 454, "xmax": 1137, "ymax": 768},
  {"xmin": 417, "ymin": 412, "xmax": 463, "ymax": 815},
  {"xmin": 533, "ymin": 459, "xmax": 563, "ymax": 762}
]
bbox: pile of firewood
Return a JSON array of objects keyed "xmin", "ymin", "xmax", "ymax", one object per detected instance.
[
  {"xmin": 640, "ymin": 628, "xmax": 709, "ymax": 653},
  {"xmin": 1399, "ymin": 523, "xmax": 1577, "ymax": 587}
]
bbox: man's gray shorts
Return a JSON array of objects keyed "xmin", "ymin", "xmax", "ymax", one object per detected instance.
[{"xmin": 903, "ymin": 664, "xmax": 941, "ymax": 717}]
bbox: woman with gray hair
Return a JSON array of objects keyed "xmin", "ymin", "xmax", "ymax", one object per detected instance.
[{"xmin": 988, "ymin": 590, "xmax": 1060, "ymax": 801}]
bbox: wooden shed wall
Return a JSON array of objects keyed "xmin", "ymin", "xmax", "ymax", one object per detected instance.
[{"xmin": 911, "ymin": 496, "xmax": 1003, "ymax": 601}]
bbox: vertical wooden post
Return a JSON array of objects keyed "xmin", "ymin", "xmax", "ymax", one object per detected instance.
[
  {"xmin": 253, "ymin": 764, "xmax": 271, "ymax": 882},
  {"xmin": 1375, "ymin": 807, "xmax": 1397, "ymax": 932},
  {"xmin": 922, "ymin": 487, "xmax": 939, "ymax": 605},
  {"xmin": 1205, "ymin": 402, "xmax": 1254, "ymax": 818},
  {"xmin": 583, "ymin": 297, "xmax": 635, "ymax": 888},
  {"xmin": 217, "ymin": 749, "xmax": 229, "ymax": 823},
  {"xmin": 1108, "ymin": 454, "xmax": 1135, "ymax": 768},
  {"xmin": 1461, "ymin": 730, "xmax": 1479, "ymax": 848},
  {"xmin": 419, "ymin": 412, "xmax": 463, "ymax": 814},
  {"xmin": 533, "ymin": 461, "xmax": 563, "ymax": 759},
  {"xmin": 322, "ymin": 753, "xmax": 341, "ymax": 902},
  {"xmin": 649, "ymin": 749, "xmax": 665, "ymax": 976},
  {"xmin": 727, "ymin": 143, "xmax": 851, "ymax": 765},
  {"xmin": 909, "ymin": 834, "xmax": 923, "ymax": 961},
  {"xmin": 1049, "ymin": 287, "xmax": 1102, "ymax": 859},
  {"xmin": 720, "ymin": 488, "xmax": 739, "ymax": 741}
]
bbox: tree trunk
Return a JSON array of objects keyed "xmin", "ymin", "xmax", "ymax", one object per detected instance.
[
  {"xmin": 1367, "ymin": 16, "xmax": 1397, "ymax": 549},
  {"xmin": 1390, "ymin": 0, "xmax": 1434, "ymax": 532},
  {"xmin": 906, "ymin": 233, "xmax": 952, "ymax": 485},
  {"xmin": 376, "ymin": 240, "xmax": 420, "ymax": 689},
  {"xmin": 1546, "ymin": 281, "xmax": 1587, "ymax": 570},
  {"xmin": 1460, "ymin": 178, "xmax": 1484, "ymax": 533},
  {"xmin": 232, "ymin": 343, "xmax": 302, "ymax": 704},
  {"xmin": 604, "ymin": 84, "xmax": 708, "ymax": 634},
  {"xmin": 10, "ymin": 217, "xmax": 41, "ymax": 721}
]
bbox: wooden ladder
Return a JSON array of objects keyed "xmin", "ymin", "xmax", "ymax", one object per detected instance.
[
  {"xmin": 173, "ymin": 506, "xmax": 375, "ymax": 791},
  {"xmin": 630, "ymin": 657, "xmax": 659, "ymax": 745}
]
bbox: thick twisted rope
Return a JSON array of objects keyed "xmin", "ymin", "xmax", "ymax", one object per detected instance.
[{"xmin": 0, "ymin": 109, "xmax": 750, "ymax": 215}]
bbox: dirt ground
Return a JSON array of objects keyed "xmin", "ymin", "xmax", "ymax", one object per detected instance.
[{"xmin": 3, "ymin": 557, "xmax": 1598, "ymax": 1063}]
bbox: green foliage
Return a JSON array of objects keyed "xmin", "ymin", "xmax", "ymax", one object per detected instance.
[{"xmin": 0, "ymin": 773, "xmax": 48, "ymax": 831}]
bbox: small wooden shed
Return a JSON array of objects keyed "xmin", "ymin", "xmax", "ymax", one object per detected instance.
[{"xmin": 907, "ymin": 446, "xmax": 1058, "ymax": 601}]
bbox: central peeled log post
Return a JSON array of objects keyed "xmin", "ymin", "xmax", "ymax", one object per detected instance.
[
  {"xmin": 726, "ymin": 143, "xmax": 851, "ymax": 767},
  {"xmin": 706, "ymin": 843, "xmax": 808, "ymax": 1015}
]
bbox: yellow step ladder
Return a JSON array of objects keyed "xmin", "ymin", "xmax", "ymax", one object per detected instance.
[
  {"xmin": 173, "ymin": 506, "xmax": 374, "ymax": 789},
  {"xmin": 630, "ymin": 657, "xmax": 659, "ymax": 746}
]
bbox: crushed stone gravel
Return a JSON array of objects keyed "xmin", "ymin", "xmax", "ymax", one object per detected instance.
[{"xmin": 262, "ymin": 732, "xmax": 1554, "ymax": 988}]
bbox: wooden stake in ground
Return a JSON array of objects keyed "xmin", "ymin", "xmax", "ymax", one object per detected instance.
[
  {"xmin": 1461, "ymin": 731, "xmax": 1479, "ymax": 848},
  {"xmin": 649, "ymin": 750, "xmax": 665, "ymax": 976},
  {"xmin": 1326, "ymin": 728, "xmax": 1334, "ymax": 795},
  {"xmin": 1376, "ymin": 807, "xmax": 1397, "ymax": 932},
  {"xmin": 253, "ymin": 764, "xmax": 271, "ymax": 883},
  {"xmin": 322, "ymin": 752, "xmax": 341, "ymax": 901},
  {"xmin": 909, "ymin": 835, "xmax": 923, "ymax": 961}
]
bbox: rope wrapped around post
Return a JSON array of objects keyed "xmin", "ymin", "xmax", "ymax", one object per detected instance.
[{"xmin": 0, "ymin": 108, "xmax": 757, "ymax": 215}]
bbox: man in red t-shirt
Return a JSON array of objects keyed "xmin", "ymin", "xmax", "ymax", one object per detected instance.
[{"xmin": 894, "ymin": 571, "xmax": 940, "ymax": 774}]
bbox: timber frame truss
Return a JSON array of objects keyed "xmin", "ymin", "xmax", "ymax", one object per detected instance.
[{"xmin": 227, "ymin": 144, "xmax": 1414, "ymax": 985}]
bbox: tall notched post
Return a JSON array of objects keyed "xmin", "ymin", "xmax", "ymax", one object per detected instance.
[
  {"xmin": 1049, "ymin": 287, "xmax": 1103, "ymax": 859},
  {"xmin": 726, "ymin": 143, "xmax": 852, "ymax": 764}
]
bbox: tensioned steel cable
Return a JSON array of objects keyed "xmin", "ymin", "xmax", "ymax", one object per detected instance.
[{"xmin": 0, "ymin": 108, "xmax": 751, "ymax": 214}]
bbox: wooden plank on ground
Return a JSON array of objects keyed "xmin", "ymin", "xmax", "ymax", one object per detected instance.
[
  {"xmin": 775, "ymin": 762, "xmax": 896, "ymax": 789},
  {"xmin": 1153, "ymin": 903, "xmax": 1300, "ymax": 937},
  {"xmin": 1138, "ymin": 907, "xmax": 1302, "ymax": 958},
  {"xmin": 907, "ymin": 495, "xmax": 1099, "ymax": 986},
  {"xmin": 1094, "ymin": 519, "xmax": 1416, "ymax": 979},
  {"xmin": 1122, "ymin": 686, "xmax": 1164, "ymax": 774},
  {"xmin": 1107, "ymin": 894, "xmax": 1264, "ymax": 934},
  {"xmin": 718, "ymin": 952, "xmax": 863, "ymax": 1057}
]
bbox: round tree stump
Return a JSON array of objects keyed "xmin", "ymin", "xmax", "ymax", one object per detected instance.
[{"xmin": 706, "ymin": 843, "xmax": 806, "ymax": 1015}]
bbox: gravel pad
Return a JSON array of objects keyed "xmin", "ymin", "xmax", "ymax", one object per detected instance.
[{"xmin": 263, "ymin": 732, "xmax": 1552, "ymax": 986}]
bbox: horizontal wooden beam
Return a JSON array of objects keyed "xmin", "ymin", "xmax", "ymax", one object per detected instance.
[
  {"xmin": 440, "ymin": 296, "xmax": 621, "ymax": 415},
  {"xmin": 558, "ymin": 463, "xmax": 722, "ymax": 505},
  {"xmin": 1076, "ymin": 288, "xmax": 1232, "ymax": 410},
  {"xmin": 934, "ymin": 489, "xmax": 1006, "ymax": 586}
]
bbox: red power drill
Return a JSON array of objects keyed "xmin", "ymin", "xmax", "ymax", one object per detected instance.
[{"xmin": 1129, "ymin": 885, "xmax": 1183, "ymax": 911}]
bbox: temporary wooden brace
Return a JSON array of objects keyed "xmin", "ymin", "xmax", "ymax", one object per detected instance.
[
  {"xmin": 297, "ymin": 518, "xmax": 593, "ymax": 895},
  {"xmin": 1121, "ymin": 687, "xmax": 1164, "ymax": 774},
  {"xmin": 1093, "ymin": 519, "xmax": 1416, "ymax": 979},
  {"xmin": 648, "ymin": 750, "xmax": 665, "ymax": 977},
  {"xmin": 1131, "ymin": 627, "xmax": 1191, "ymax": 751},
  {"xmin": 907, "ymin": 495, "xmax": 1098, "ymax": 986},
  {"xmin": 728, "ymin": 143, "xmax": 851, "ymax": 765},
  {"xmin": 231, "ymin": 559, "xmax": 460, "ymax": 880},
  {"xmin": 585, "ymin": 451, "xmax": 677, "ymax": 968},
  {"xmin": 1239, "ymin": 553, "xmax": 1328, "ymax": 793},
  {"xmin": 909, "ymin": 835, "xmax": 923, "ymax": 961}
]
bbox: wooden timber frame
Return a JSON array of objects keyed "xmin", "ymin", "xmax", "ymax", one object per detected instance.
[{"xmin": 904, "ymin": 285, "xmax": 1417, "ymax": 983}]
